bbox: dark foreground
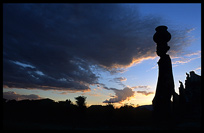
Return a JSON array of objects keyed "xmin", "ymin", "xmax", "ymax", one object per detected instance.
[
  {"xmin": 4, "ymin": 118, "xmax": 201, "ymax": 130},
  {"xmin": 3, "ymin": 99, "xmax": 201, "ymax": 130}
]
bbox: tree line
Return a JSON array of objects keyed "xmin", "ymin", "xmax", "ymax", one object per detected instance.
[{"xmin": 3, "ymin": 96, "xmax": 153, "ymax": 129}]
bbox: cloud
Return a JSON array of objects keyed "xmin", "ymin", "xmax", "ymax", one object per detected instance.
[
  {"xmin": 3, "ymin": 91, "xmax": 43, "ymax": 101},
  {"xmin": 172, "ymin": 50, "xmax": 201, "ymax": 66},
  {"xmin": 193, "ymin": 66, "xmax": 201, "ymax": 74},
  {"xmin": 186, "ymin": 28, "xmax": 195, "ymax": 33},
  {"xmin": 3, "ymin": 4, "xmax": 194, "ymax": 91},
  {"xmin": 184, "ymin": 50, "xmax": 201, "ymax": 57},
  {"xmin": 194, "ymin": 66, "xmax": 201, "ymax": 71},
  {"xmin": 103, "ymin": 87, "xmax": 135, "ymax": 103},
  {"xmin": 114, "ymin": 77, "xmax": 127, "ymax": 82},
  {"xmin": 59, "ymin": 92, "xmax": 68, "ymax": 95},
  {"xmin": 109, "ymin": 77, "xmax": 127, "ymax": 87},
  {"xmin": 131, "ymin": 85, "xmax": 151, "ymax": 89},
  {"xmin": 137, "ymin": 91, "xmax": 154, "ymax": 96}
]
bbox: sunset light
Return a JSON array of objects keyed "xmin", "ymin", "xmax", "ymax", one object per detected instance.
[{"xmin": 3, "ymin": 3, "xmax": 201, "ymax": 130}]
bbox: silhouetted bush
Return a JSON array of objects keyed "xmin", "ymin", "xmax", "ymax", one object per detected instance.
[
  {"xmin": 3, "ymin": 96, "xmax": 200, "ymax": 130},
  {"xmin": 75, "ymin": 96, "xmax": 86, "ymax": 108}
]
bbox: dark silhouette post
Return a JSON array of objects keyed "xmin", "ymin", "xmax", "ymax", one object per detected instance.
[{"xmin": 152, "ymin": 26, "xmax": 175, "ymax": 120}]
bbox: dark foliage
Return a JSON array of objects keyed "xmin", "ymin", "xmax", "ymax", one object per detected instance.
[
  {"xmin": 75, "ymin": 96, "xmax": 86, "ymax": 108},
  {"xmin": 3, "ymin": 97, "xmax": 200, "ymax": 130}
]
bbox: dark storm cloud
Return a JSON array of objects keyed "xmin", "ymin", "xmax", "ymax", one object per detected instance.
[
  {"xmin": 3, "ymin": 91, "xmax": 43, "ymax": 101},
  {"xmin": 3, "ymin": 4, "xmax": 193, "ymax": 91}
]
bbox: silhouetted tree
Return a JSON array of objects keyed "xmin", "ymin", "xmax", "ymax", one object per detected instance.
[
  {"xmin": 66, "ymin": 99, "xmax": 72, "ymax": 105},
  {"xmin": 75, "ymin": 96, "xmax": 86, "ymax": 108}
]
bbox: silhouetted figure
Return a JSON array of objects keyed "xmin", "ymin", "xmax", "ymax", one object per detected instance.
[
  {"xmin": 174, "ymin": 71, "xmax": 201, "ymax": 122},
  {"xmin": 184, "ymin": 71, "xmax": 201, "ymax": 114},
  {"xmin": 172, "ymin": 91, "xmax": 179, "ymax": 114},
  {"xmin": 178, "ymin": 81, "xmax": 186, "ymax": 105},
  {"xmin": 152, "ymin": 26, "xmax": 175, "ymax": 120}
]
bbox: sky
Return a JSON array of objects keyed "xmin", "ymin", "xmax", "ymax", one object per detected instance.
[{"xmin": 3, "ymin": 3, "xmax": 201, "ymax": 108}]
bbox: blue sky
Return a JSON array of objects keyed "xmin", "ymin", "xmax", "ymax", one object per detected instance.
[{"xmin": 3, "ymin": 3, "xmax": 201, "ymax": 107}]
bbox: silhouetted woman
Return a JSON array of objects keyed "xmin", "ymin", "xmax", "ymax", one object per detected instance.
[{"xmin": 152, "ymin": 45, "xmax": 175, "ymax": 118}]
